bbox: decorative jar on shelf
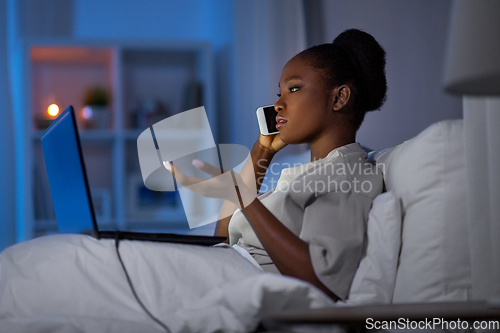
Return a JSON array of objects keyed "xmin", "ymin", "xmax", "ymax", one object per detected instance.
[
  {"xmin": 81, "ymin": 105, "xmax": 111, "ymax": 129},
  {"xmin": 81, "ymin": 86, "xmax": 111, "ymax": 129}
]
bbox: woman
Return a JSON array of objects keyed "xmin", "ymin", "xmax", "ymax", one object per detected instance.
[
  {"xmin": 164, "ymin": 28, "xmax": 387, "ymax": 302},
  {"xmin": 0, "ymin": 29, "xmax": 387, "ymax": 332}
]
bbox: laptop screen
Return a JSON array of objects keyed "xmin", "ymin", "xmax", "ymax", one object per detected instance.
[{"xmin": 41, "ymin": 106, "xmax": 98, "ymax": 235}]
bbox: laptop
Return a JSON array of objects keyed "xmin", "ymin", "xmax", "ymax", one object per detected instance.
[{"xmin": 41, "ymin": 105, "xmax": 226, "ymax": 246}]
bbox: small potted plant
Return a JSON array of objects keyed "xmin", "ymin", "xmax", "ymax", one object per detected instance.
[{"xmin": 82, "ymin": 86, "xmax": 111, "ymax": 129}]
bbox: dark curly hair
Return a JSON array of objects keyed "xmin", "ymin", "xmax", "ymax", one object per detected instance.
[{"xmin": 298, "ymin": 29, "xmax": 387, "ymax": 131}]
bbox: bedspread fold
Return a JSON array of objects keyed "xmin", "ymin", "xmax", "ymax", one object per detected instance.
[{"xmin": 0, "ymin": 234, "xmax": 333, "ymax": 333}]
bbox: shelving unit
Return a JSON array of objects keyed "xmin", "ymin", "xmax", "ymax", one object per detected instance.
[{"xmin": 14, "ymin": 39, "xmax": 216, "ymax": 241}]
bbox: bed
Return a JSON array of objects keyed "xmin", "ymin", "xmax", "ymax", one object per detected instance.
[
  {"xmin": 0, "ymin": 233, "xmax": 335, "ymax": 332},
  {"xmin": 0, "ymin": 119, "xmax": 476, "ymax": 332}
]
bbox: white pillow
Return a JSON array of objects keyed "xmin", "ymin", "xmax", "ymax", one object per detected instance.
[
  {"xmin": 373, "ymin": 119, "xmax": 471, "ymax": 302},
  {"xmin": 345, "ymin": 191, "xmax": 402, "ymax": 305}
]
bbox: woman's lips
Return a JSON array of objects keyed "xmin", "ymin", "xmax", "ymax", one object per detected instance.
[{"xmin": 276, "ymin": 116, "xmax": 287, "ymax": 129}]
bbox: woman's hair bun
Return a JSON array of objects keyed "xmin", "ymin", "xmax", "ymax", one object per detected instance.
[
  {"xmin": 297, "ymin": 28, "xmax": 387, "ymax": 130},
  {"xmin": 333, "ymin": 29, "xmax": 387, "ymax": 112}
]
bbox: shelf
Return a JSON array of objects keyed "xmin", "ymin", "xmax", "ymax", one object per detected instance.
[
  {"xmin": 31, "ymin": 46, "xmax": 114, "ymax": 125},
  {"xmin": 122, "ymin": 128, "xmax": 208, "ymax": 140},
  {"xmin": 18, "ymin": 40, "xmax": 216, "ymax": 240},
  {"xmin": 32, "ymin": 129, "xmax": 117, "ymax": 141},
  {"xmin": 31, "ymin": 47, "xmax": 113, "ymax": 65},
  {"xmin": 32, "ymin": 128, "xmax": 209, "ymax": 141}
]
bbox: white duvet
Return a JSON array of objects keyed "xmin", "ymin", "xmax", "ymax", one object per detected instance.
[{"xmin": 0, "ymin": 234, "xmax": 334, "ymax": 333}]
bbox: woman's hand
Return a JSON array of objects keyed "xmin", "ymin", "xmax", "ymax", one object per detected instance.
[
  {"xmin": 163, "ymin": 160, "xmax": 256, "ymax": 209},
  {"xmin": 256, "ymin": 133, "xmax": 287, "ymax": 155}
]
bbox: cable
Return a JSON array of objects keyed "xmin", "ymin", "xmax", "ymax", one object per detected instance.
[{"xmin": 114, "ymin": 232, "xmax": 171, "ymax": 333}]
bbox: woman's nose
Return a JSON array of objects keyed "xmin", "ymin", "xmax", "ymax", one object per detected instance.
[{"xmin": 274, "ymin": 100, "xmax": 284, "ymax": 113}]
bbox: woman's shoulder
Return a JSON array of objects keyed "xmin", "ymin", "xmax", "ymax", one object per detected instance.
[{"xmin": 285, "ymin": 148, "xmax": 384, "ymax": 205}]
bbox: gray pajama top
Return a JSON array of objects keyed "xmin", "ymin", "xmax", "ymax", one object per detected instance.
[{"xmin": 228, "ymin": 143, "xmax": 383, "ymax": 300}]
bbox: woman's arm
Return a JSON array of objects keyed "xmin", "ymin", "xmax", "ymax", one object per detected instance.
[
  {"xmin": 165, "ymin": 140, "xmax": 339, "ymax": 299},
  {"xmin": 237, "ymin": 185, "xmax": 339, "ymax": 301},
  {"xmin": 214, "ymin": 138, "xmax": 283, "ymax": 240}
]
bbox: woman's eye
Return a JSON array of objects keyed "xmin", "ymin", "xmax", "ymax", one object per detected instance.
[{"xmin": 277, "ymin": 87, "xmax": 299, "ymax": 97}]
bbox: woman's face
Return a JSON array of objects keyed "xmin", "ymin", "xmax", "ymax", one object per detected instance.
[{"xmin": 274, "ymin": 55, "xmax": 335, "ymax": 145}]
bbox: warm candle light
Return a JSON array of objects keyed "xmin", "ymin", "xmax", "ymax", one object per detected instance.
[{"xmin": 47, "ymin": 104, "xmax": 59, "ymax": 117}]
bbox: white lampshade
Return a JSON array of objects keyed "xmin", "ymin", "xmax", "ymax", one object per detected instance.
[{"xmin": 443, "ymin": 0, "xmax": 500, "ymax": 95}]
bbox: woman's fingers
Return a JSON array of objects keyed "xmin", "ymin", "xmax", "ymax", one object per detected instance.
[
  {"xmin": 163, "ymin": 161, "xmax": 207, "ymax": 187},
  {"xmin": 163, "ymin": 160, "xmax": 255, "ymax": 207},
  {"xmin": 257, "ymin": 133, "xmax": 287, "ymax": 154},
  {"xmin": 191, "ymin": 159, "xmax": 225, "ymax": 177}
]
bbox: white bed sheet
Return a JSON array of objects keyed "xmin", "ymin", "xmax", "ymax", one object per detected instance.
[{"xmin": 0, "ymin": 234, "xmax": 333, "ymax": 333}]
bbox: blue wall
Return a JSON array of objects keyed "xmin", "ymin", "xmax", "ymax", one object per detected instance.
[
  {"xmin": 73, "ymin": 0, "xmax": 236, "ymax": 143},
  {"xmin": 0, "ymin": 0, "xmax": 17, "ymax": 251}
]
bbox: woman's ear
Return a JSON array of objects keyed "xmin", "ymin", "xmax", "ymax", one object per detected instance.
[{"xmin": 331, "ymin": 85, "xmax": 351, "ymax": 112}]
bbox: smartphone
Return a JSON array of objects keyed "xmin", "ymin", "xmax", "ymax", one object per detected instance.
[{"xmin": 256, "ymin": 105, "xmax": 279, "ymax": 136}]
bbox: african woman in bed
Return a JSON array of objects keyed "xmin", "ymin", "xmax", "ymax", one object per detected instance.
[
  {"xmin": 0, "ymin": 28, "xmax": 386, "ymax": 331},
  {"xmin": 164, "ymin": 28, "xmax": 386, "ymax": 302}
]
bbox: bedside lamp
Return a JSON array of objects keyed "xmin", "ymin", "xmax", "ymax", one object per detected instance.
[
  {"xmin": 443, "ymin": 0, "xmax": 500, "ymax": 95},
  {"xmin": 442, "ymin": 0, "xmax": 500, "ymax": 302}
]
